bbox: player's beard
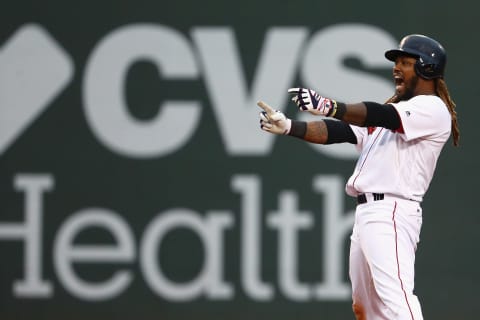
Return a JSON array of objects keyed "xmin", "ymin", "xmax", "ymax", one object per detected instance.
[{"xmin": 397, "ymin": 74, "xmax": 419, "ymax": 101}]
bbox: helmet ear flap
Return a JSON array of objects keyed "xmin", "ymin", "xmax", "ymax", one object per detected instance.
[{"xmin": 415, "ymin": 57, "xmax": 439, "ymax": 79}]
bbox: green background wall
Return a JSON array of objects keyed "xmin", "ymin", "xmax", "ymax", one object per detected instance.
[{"xmin": 0, "ymin": 0, "xmax": 478, "ymax": 319}]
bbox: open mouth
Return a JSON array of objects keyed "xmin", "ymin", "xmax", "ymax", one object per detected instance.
[{"xmin": 394, "ymin": 75, "xmax": 404, "ymax": 90}]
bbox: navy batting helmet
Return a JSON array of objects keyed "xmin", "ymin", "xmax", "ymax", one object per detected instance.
[{"xmin": 385, "ymin": 34, "xmax": 447, "ymax": 79}]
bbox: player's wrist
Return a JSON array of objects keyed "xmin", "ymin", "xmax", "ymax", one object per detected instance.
[
  {"xmin": 288, "ymin": 120, "xmax": 307, "ymax": 138},
  {"xmin": 329, "ymin": 101, "xmax": 346, "ymax": 120}
]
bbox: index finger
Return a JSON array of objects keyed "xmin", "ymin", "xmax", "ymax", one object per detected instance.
[{"xmin": 257, "ymin": 100, "xmax": 275, "ymax": 116}]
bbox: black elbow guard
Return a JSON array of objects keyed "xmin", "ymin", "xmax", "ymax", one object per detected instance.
[
  {"xmin": 364, "ymin": 101, "xmax": 401, "ymax": 130},
  {"xmin": 324, "ymin": 119, "xmax": 357, "ymax": 144}
]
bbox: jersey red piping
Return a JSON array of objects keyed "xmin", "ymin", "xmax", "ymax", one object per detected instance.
[
  {"xmin": 392, "ymin": 201, "xmax": 415, "ymax": 320},
  {"xmin": 352, "ymin": 128, "xmax": 384, "ymax": 189}
]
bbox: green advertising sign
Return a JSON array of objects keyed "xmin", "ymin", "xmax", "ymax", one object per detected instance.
[{"xmin": 0, "ymin": 0, "xmax": 478, "ymax": 319}]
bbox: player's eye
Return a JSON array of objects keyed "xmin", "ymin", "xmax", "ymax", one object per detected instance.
[{"xmin": 400, "ymin": 57, "xmax": 415, "ymax": 67}]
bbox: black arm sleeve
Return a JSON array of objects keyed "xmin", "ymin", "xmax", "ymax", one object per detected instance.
[
  {"xmin": 363, "ymin": 101, "xmax": 401, "ymax": 130},
  {"xmin": 324, "ymin": 119, "xmax": 357, "ymax": 144}
]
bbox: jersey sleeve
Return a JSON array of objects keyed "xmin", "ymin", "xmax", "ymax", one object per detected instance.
[
  {"xmin": 349, "ymin": 125, "xmax": 367, "ymax": 151},
  {"xmin": 391, "ymin": 95, "xmax": 451, "ymax": 141}
]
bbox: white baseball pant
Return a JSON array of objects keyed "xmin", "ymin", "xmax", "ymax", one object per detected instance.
[{"xmin": 349, "ymin": 194, "xmax": 424, "ymax": 320}]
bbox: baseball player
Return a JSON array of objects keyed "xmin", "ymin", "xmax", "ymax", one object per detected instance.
[{"xmin": 258, "ymin": 34, "xmax": 459, "ymax": 319}]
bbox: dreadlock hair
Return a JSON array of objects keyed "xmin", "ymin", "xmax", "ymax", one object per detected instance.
[
  {"xmin": 436, "ymin": 78, "xmax": 459, "ymax": 146},
  {"xmin": 384, "ymin": 78, "xmax": 460, "ymax": 146}
]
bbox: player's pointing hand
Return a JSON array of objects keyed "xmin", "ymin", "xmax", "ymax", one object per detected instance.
[
  {"xmin": 257, "ymin": 100, "xmax": 292, "ymax": 135},
  {"xmin": 257, "ymin": 100, "xmax": 276, "ymax": 117}
]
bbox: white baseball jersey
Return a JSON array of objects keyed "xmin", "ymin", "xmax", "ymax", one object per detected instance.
[{"xmin": 346, "ymin": 95, "xmax": 452, "ymax": 202}]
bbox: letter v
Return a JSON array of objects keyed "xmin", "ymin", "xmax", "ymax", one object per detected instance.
[{"xmin": 192, "ymin": 27, "xmax": 307, "ymax": 155}]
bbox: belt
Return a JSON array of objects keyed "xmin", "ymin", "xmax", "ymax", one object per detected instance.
[{"xmin": 357, "ymin": 193, "xmax": 384, "ymax": 204}]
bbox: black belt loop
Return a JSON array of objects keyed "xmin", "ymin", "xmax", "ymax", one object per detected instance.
[
  {"xmin": 357, "ymin": 194, "xmax": 367, "ymax": 204},
  {"xmin": 357, "ymin": 193, "xmax": 384, "ymax": 204},
  {"xmin": 373, "ymin": 193, "xmax": 384, "ymax": 201}
]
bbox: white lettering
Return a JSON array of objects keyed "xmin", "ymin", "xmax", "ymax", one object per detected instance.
[
  {"xmin": 232, "ymin": 175, "xmax": 274, "ymax": 300},
  {"xmin": 0, "ymin": 174, "xmax": 54, "ymax": 297},
  {"xmin": 1, "ymin": 173, "xmax": 355, "ymax": 302},
  {"xmin": 313, "ymin": 175, "xmax": 354, "ymax": 299},
  {"xmin": 3, "ymin": 23, "xmax": 398, "ymax": 159},
  {"xmin": 54, "ymin": 208, "xmax": 135, "ymax": 300},
  {"xmin": 140, "ymin": 208, "xmax": 233, "ymax": 301},
  {"xmin": 267, "ymin": 191, "xmax": 313, "ymax": 301},
  {"xmin": 83, "ymin": 24, "xmax": 201, "ymax": 158},
  {"xmin": 193, "ymin": 27, "xmax": 308, "ymax": 155}
]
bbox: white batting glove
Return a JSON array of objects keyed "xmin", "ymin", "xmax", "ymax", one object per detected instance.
[
  {"xmin": 257, "ymin": 100, "xmax": 292, "ymax": 135},
  {"xmin": 287, "ymin": 87, "xmax": 337, "ymax": 116}
]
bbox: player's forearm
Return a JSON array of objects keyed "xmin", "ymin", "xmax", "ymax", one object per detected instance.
[
  {"xmin": 305, "ymin": 121, "xmax": 329, "ymax": 144},
  {"xmin": 289, "ymin": 120, "xmax": 357, "ymax": 145},
  {"xmin": 288, "ymin": 120, "xmax": 327, "ymax": 144},
  {"xmin": 288, "ymin": 120, "xmax": 327, "ymax": 143},
  {"xmin": 333, "ymin": 102, "xmax": 368, "ymax": 126}
]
